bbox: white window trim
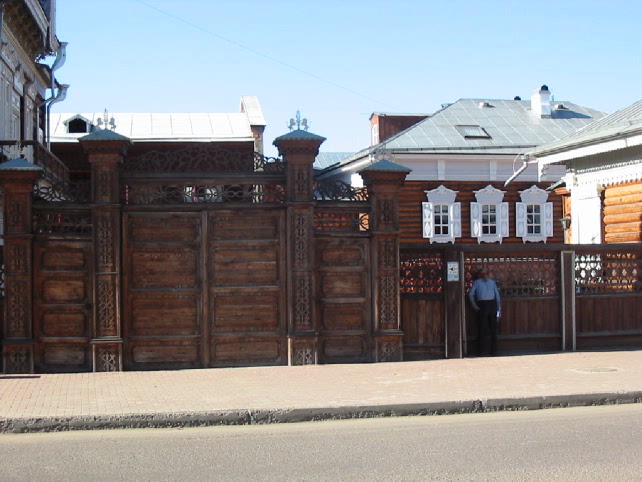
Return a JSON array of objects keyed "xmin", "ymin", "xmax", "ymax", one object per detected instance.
[
  {"xmin": 471, "ymin": 185, "xmax": 508, "ymax": 244},
  {"xmin": 516, "ymin": 185, "xmax": 553, "ymax": 243},
  {"xmin": 422, "ymin": 185, "xmax": 461, "ymax": 244}
]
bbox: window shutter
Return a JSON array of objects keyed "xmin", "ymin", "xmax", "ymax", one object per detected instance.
[
  {"xmin": 516, "ymin": 202, "xmax": 526, "ymax": 238},
  {"xmin": 499, "ymin": 202, "xmax": 509, "ymax": 238},
  {"xmin": 422, "ymin": 202, "xmax": 434, "ymax": 238},
  {"xmin": 451, "ymin": 203, "xmax": 462, "ymax": 238},
  {"xmin": 544, "ymin": 202, "xmax": 554, "ymax": 237},
  {"xmin": 470, "ymin": 202, "xmax": 481, "ymax": 238}
]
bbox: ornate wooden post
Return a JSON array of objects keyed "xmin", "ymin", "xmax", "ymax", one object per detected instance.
[
  {"xmin": 273, "ymin": 127, "xmax": 325, "ymax": 365},
  {"xmin": 0, "ymin": 159, "xmax": 42, "ymax": 373},
  {"xmin": 360, "ymin": 161, "xmax": 411, "ymax": 362},
  {"xmin": 79, "ymin": 130, "xmax": 131, "ymax": 372}
]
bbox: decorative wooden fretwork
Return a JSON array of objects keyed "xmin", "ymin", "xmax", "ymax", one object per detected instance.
[
  {"xmin": 7, "ymin": 198, "xmax": 23, "ymax": 228},
  {"xmin": 125, "ymin": 145, "xmax": 284, "ymax": 173},
  {"xmin": 575, "ymin": 251, "xmax": 642, "ymax": 294},
  {"xmin": 97, "ymin": 214, "xmax": 115, "ymax": 269},
  {"xmin": 464, "ymin": 254, "xmax": 559, "ymax": 297},
  {"xmin": 293, "ymin": 343, "xmax": 315, "ymax": 366},
  {"xmin": 294, "ymin": 167, "xmax": 310, "ymax": 198},
  {"xmin": 33, "ymin": 180, "xmax": 92, "ymax": 204},
  {"xmin": 123, "ymin": 183, "xmax": 285, "ymax": 205},
  {"xmin": 377, "ymin": 340, "xmax": 400, "ymax": 362},
  {"xmin": 97, "ymin": 279, "xmax": 116, "ymax": 333},
  {"xmin": 379, "ymin": 275, "xmax": 397, "ymax": 327},
  {"xmin": 33, "ymin": 211, "xmax": 92, "ymax": 235},
  {"xmin": 380, "ymin": 238, "xmax": 397, "ymax": 270},
  {"xmin": 400, "ymin": 253, "xmax": 444, "ymax": 295},
  {"xmin": 313, "ymin": 180, "xmax": 369, "ymax": 202},
  {"xmin": 294, "ymin": 214, "xmax": 310, "ymax": 268},
  {"xmin": 0, "ymin": 261, "xmax": 5, "ymax": 298},
  {"xmin": 6, "ymin": 278, "xmax": 28, "ymax": 336},
  {"xmin": 5, "ymin": 346, "xmax": 31, "ymax": 374},
  {"xmin": 294, "ymin": 273, "xmax": 312, "ymax": 328},
  {"xmin": 378, "ymin": 198, "xmax": 396, "ymax": 227},
  {"xmin": 97, "ymin": 346, "xmax": 119, "ymax": 372},
  {"xmin": 6, "ymin": 244, "xmax": 27, "ymax": 273},
  {"xmin": 314, "ymin": 211, "xmax": 370, "ymax": 232},
  {"xmin": 96, "ymin": 168, "xmax": 112, "ymax": 200}
]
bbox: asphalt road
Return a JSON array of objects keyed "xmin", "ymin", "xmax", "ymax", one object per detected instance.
[{"xmin": 1, "ymin": 404, "xmax": 641, "ymax": 481}]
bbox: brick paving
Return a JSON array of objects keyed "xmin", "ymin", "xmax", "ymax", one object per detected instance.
[{"xmin": 1, "ymin": 351, "xmax": 641, "ymax": 431}]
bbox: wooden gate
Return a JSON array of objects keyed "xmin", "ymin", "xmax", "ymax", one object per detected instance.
[{"xmin": 123, "ymin": 209, "xmax": 287, "ymax": 370}]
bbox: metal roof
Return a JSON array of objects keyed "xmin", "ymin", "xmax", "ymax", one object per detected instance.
[
  {"xmin": 313, "ymin": 152, "xmax": 354, "ymax": 170},
  {"xmin": 386, "ymin": 99, "xmax": 604, "ymax": 151},
  {"xmin": 532, "ymin": 98, "xmax": 642, "ymax": 158},
  {"xmin": 328, "ymin": 98, "xmax": 606, "ymax": 172},
  {"xmin": 50, "ymin": 111, "xmax": 258, "ymax": 143}
]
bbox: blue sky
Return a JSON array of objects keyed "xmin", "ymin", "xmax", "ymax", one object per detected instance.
[{"xmin": 54, "ymin": 0, "xmax": 642, "ymax": 156}]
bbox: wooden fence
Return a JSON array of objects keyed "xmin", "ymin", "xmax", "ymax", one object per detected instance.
[{"xmin": 401, "ymin": 244, "xmax": 642, "ymax": 359}]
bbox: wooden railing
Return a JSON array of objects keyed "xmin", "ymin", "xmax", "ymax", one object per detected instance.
[{"xmin": 0, "ymin": 140, "xmax": 70, "ymax": 187}]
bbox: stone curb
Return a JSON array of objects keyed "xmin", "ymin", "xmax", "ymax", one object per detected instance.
[{"xmin": 1, "ymin": 391, "xmax": 641, "ymax": 434}]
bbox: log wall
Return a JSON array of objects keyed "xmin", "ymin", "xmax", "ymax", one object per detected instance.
[{"xmin": 603, "ymin": 181, "xmax": 642, "ymax": 243}]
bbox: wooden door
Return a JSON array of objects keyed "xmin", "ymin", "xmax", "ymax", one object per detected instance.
[
  {"xmin": 316, "ymin": 237, "xmax": 371, "ymax": 363},
  {"xmin": 33, "ymin": 240, "xmax": 93, "ymax": 372},
  {"xmin": 208, "ymin": 209, "xmax": 287, "ymax": 367},
  {"xmin": 123, "ymin": 212, "xmax": 203, "ymax": 370}
]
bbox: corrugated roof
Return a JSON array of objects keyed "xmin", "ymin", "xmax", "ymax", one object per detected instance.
[
  {"xmin": 50, "ymin": 111, "xmax": 257, "ymax": 143},
  {"xmin": 532, "ymin": 98, "xmax": 642, "ymax": 156}
]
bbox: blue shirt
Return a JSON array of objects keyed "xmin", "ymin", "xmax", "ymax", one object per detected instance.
[{"xmin": 469, "ymin": 278, "xmax": 501, "ymax": 310}]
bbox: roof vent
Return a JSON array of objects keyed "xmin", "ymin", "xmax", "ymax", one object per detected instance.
[
  {"xmin": 514, "ymin": 96, "xmax": 522, "ymax": 101},
  {"xmin": 478, "ymin": 102, "xmax": 492, "ymax": 108},
  {"xmin": 441, "ymin": 103, "xmax": 453, "ymax": 109},
  {"xmin": 555, "ymin": 103, "xmax": 568, "ymax": 110}
]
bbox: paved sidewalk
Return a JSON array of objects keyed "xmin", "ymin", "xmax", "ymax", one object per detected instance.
[{"xmin": 1, "ymin": 350, "xmax": 641, "ymax": 433}]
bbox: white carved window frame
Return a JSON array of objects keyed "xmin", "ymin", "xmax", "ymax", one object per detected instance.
[
  {"xmin": 422, "ymin": 185, "xmax": 461, "ymax": 244},
  {"xmin": 516, "ymin": 185, "xmax": 553, "ymax": 243},
  {"xmin": 471, "ymin": 185, "xmax": 508, "ymax": 244}
]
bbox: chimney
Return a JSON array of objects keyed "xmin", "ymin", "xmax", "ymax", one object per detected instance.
[{"xmin": 531, "ymin": 85, "xmax": 552, "ymax": 118}]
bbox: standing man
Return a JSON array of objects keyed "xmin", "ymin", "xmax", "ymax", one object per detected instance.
[{"xmin": 468, "ymin": 268, "xmax": 501, "ymax": 356}]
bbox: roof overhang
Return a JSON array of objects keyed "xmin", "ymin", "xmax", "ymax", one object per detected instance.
[{"xmin": 536, "ymin": 131, "xmax": 642, "ymax": 167}]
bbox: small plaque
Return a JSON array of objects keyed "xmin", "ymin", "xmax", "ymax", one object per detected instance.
[{"xmin": 447, "ymin": 261, "xmax": 459, "ymax": 282}]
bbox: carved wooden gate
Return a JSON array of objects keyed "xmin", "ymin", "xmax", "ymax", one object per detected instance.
[
  {"xmin": 1, "ymin": 130, "xmax": 410, "ymax": 373},
  {"xmin": 122, "ymin": 209, "xmax": 287, "ymax": 370}
]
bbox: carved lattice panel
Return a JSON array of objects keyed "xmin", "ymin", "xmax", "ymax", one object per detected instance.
[
  {"xmin": 123, "ymin": 183, "xmax": 285, "ymax": 205},
  {"xmin": 313, "ymin": 180, "xmax": 369, "ymax": 201},
  {"xmin": 575, "ymin": 252, "xmax": 642, "ymax": 294},
  {"xmin": 464, "ymin": 255, "xmax": 559, "ymax": 297},
  {"xmin": 125, "ymin": 145, "xmax": 284, "ymax": 173},
  {"xmin": 314, "ymin": 211, "xmax": 369, "ymax": 232},
  {"xmin": 400, "ymin": 253, "xmax": 444, "ymax": 295}
]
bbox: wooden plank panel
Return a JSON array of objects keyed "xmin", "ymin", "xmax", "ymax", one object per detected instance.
[
  {"xmin": 42, "ymin": 279, "xmax": 87, "ymax": 303},
  {"xmin": 211, "ymin": 337, "xmax": 283, "ymax": 365},
  {"xmin": 320, "ymin": 273, "xmax": 365, "ymax": 298},
  {"xmin": 42, "ymin": 346, "xmax": 86, "ymax": 366},
  {"xmin": 131, "ymin": 296, "xmax": 199, "ymax": 335},
  {"xmin": 41, "ymin": 310, "xmax": 87, "ymax": 337},
  {"xmin": 211, "ymin": 293, "xmax": 279, "ymax": 332},
  {"xmin": 210, "ymin": 214, "xmax": 278, "ymax": 240},
  {"xmin": 132, "ymin": 342, "xmax": 199, "ymax": 364},
  {"xmin": 41, "ymin": 249, "xmax": 88, "ymax": 271},
  {"xmin": 128, "ymin": 214, "xmax": 201, "ymax": 244},
  {"xmin": 321, "ymin": 304, "xmax": 365, "ymax": 331},
  {"xmin": 321, "ymin": 336, "xmax": 367, "ymax": 363},
  {"xmin": 131, "ymin": 248, "xmax": 198, "ymax": 289}
]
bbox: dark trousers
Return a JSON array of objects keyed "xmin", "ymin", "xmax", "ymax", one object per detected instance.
[{"xmin": 476, "ymin": 300, "xmax": 498, "ymax": 356}]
